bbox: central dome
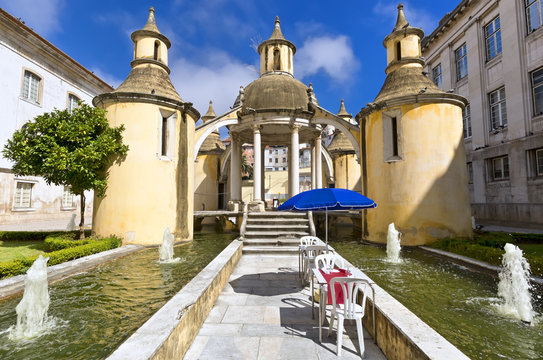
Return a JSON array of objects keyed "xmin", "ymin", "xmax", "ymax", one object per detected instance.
[{"xmin": 243, "ymin": 73, "xmax": 309, "ymax": 112}]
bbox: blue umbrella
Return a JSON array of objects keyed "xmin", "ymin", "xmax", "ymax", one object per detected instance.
[{"xmin": 278, "ymin": 188, "xmax": 376, "ymax": 244}]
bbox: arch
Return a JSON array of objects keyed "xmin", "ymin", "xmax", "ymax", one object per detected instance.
[{"xmin": 194, "ymin": 107, "xmax": 241, "ymax": 161}]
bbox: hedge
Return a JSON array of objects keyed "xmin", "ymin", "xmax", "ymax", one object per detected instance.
[
  {"xmin": 430, "ymin": 237, "xmax": 543, "ymax": 278},
  {"xmin": 44, "ymin": 235, "xmax": 94, "ymax": 251},
  {"xmin": 0, "ymin": 236, "xmax": 122, "ymax": 279},
  {"xmin": 0, "ymin": 230, "xmax": 92, "ymax": 242}
]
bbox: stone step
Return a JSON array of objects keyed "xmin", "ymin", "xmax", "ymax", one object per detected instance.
[
  {"xmin": 246, "ymin": 218, "xmax": 309, "ymax": 223},
  {"xmin": 246, "ymin": 224, "xmax": 308, "ymax": 230},
  {"xmin": 247, "ymin": 212, "xmax": 307, "ymax": 218},
  {"xmin": 242, "ymin": 246, "xmax": 299, "ymax": 255},
  {"xmin": 243, "ymin": 238, "xmax": 300, "ymax": 246},
  {"xmin": 244, "ymin": 231, "xmax": 309, "ymax": 237}
]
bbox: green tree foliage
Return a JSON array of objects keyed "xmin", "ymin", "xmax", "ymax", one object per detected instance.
[
  {"xmin": 3, "ymin": 102, "xmax": 128, "ymax": 238},
  {"xmin": 241, "ymin": 153, "xmax": 253, "ymax": 179}
]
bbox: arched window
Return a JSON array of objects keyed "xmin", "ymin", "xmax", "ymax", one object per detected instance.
[
  {"xmin": 154, "ymin": 41, "xmax": 160, "ymax": 61},
  {"xmin": 273, "ymin": 48, "xmax": 281, "ymax": 70},
  {"xmin": 396, "ymin": 41, "xmax": 402, "ymax": 61}
]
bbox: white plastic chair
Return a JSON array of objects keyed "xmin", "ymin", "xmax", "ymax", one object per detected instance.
[
  {"xmin": 315, "ymin": 253, "xmax": 345, "ymax": 271},
  {"xmin": 302, "ymin": 245, "xmax": 328, "ymax": 285},
  {"xmin": 299, "ymin": 236, "xmax": 319, "ymax": 282},
  {"xmin": 328, "ymin": 277, "xmax": 371, "ymax": 358}
]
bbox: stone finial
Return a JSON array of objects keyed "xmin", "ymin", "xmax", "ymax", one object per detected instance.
[
  {"xmin": 393, "ymin": 3, "xmax": 409, "ymax": 31},
  {"xmin": 269, "ymin": 15, "xmax": 285, "ymax": 40},
  {"xmin": 142, "ymin": 6, "xmax": 161, "ymax": 33},
  {"xmin": 202, "ymin": 100, "xmax": 216, "ymax": 123},
  {"xmin": 337, "ymin": 99, "xmax": 350, "ymax": 117}
]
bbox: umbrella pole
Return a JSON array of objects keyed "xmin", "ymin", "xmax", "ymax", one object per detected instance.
[{"xmin": 325, "ymin": 207, "xmax": 328, "ymax": 246}]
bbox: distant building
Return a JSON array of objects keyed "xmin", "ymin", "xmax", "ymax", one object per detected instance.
[
  {"xmin": 422, "ymin": 0, "xmax": 543, "ymax": 228},
  {"xmin": 0, "ymin": 8, "xmax": 113, "ymax": 228}
]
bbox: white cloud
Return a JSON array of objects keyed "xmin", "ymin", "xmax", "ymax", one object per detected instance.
[
  {"xmin": 0, "ymin": 0, "xmax": 64, "ymax": 37},
  {"xmin": 296, "ymin": 35, "xmax": 359, "ymax": 83},
  {"xmin": 169, "ymin": 50, "xmax": 258, "ymax": 122},
  {"xmin": 372, "ymin": 1, "xmax": 438, "ymax": 34},
  {"xmin": 90, "ymin": 68, "xmax": 123, "ymax": 89}
]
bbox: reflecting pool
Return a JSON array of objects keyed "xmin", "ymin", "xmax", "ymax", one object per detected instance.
[
  {"xmin": 0, "ymin": 232, "xmax": 235, "ymax": 360},
  {"xmin": 327, "ymin": 227, "xmax": 543, "ymax": 360}
]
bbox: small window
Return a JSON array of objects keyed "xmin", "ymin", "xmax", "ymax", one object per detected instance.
[
  {"xmin": 275, "ymin": 158, "xmax": 278, "ymax": 164},
  {"xmin": 283, "ymin": 158, "xmax": 286, "ymax": 163},
  {"xmin": 67, "ymin": 94, "xmax": 80, "ymax": 114},
  {"xmin": 396, "ymin": 41, "xmax": 401, "ymax": 61},
  {"xmin": 537, "ymin": 149, "xmax": 543, "ymax": 176},
  {"xmin": 62, "ymin": 186, "xmax": 74, "ymax": 209},
  {"xmin": 161, "ymin": 117, "xmax": 168, "ymax": 156},
  {"xmin": 159, "ymin": 111, "xmax": 176, "ymax": 159},
  {"xmin": 531, "ymin": 67, "xmax": 543, "ymax": 116},
  {"xmin": 455, "ymin": 44, "xmax": 468, "ymax": 80},
  {"xmin": 21, "ymin": 70, "xmax": 41, "ymax": 104},
  {"xmin": 154, "ymin": 41, "xmax": 160, "ymax": 61},
  {"xmin": 432, "ymin": 64, "xmax": 442, "ymax": 89},
  {"xmin": 275, "ymin": 149, "xmax": 278, "ymax": 154},
  {"xmin": 528, "ymin": 148, "xmax": 543, "ymax": 177},
  {"xmin": 467, "ymin": 162, "xmax": 473, "ymax": 184},
  {"xmin": 463, "ymin": 104, "xmax": 472, "ymax": 138},
  {"xmin": 489, "ymin": 155, "xmax": 509, "ymax": 181},
  {"xmin": 383, "ymin": 112, "xmax": 401, "ymax": 161},
  {"xmin": 489, "ymin": 87, "xmax": 507, "ymax": 130},
  {"xmin": 273, "ymin": 48, "xmax": 281, "ymax": 70},
  {"xmin": 269, "ymin": 149, "xmax": 272, "ymax": 154},
  {"xmin": 14, "ymin": 182, "xmax": 33, "ymax": 208},
  {"xmin": 526, "ymin": 0, "xmax": 542, "ymax": 33},
  {"xmin": 283, "ymin": 148, "xmax": 286, "ymax": 154},
  {"xmin": 485, "ymin": 17, "xmax": 502, "ymax": 61}
]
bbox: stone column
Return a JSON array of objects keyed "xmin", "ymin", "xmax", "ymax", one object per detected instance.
[
  {"xmin": 261, "ymin": 147, "xmax": 265, "ymax": 203},
  {"xmin": 249, "ymin": 126, "xmax": 265, "ymax": 211},
  {"xmin": 228, "ymin": 133, "xmax": 242, "ymax": 211},
  {"xmin": 287, "ymin": 144, "xmax": 292, "ymax": 196},
  {"xmin": 315, "ymin": 134, "xmax": 323, "ymax": 188},
  {"xmin": 253, "ymin": 126, "xmax": 261, "ymax": 201},
  {"xmin": 311, "ymin": 144, "xmax": 316, "ymax": 189},
  {"xmin": 290, "ymin": 125, "xmax": 300, "ymax": 196}
]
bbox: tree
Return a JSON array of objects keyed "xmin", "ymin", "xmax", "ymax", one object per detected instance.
[{"xmin": 3, "ymin": 102, "xmax": 128, "ymax": 239}]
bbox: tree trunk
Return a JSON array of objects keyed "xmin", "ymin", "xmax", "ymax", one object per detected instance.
[{"xmin": 79, "ymin": 192, "xmax": 86, "ymax": 239}]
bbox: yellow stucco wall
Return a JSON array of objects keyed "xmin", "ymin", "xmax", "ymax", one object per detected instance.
[
  {"xmin": 194, "ymin": 153, "xmax": 220, "ymax": 211},
  {"xmin": 93, "ymin": 102, "xmax": 195, "ymax": 245},
  {"xmin": 333, "ymin": 154, "xmax": 361, "ymax": 192},
  {"xmin": 363, "ymin": 103, "xmax": 472, "ymax": 245}
]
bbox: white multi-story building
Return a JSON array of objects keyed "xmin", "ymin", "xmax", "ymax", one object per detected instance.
[
  {"xmin": 422, "ymin": 0, "xmax": 543, "ymax": 228},
  {"xmin": 0, "ymin": 9, "xmax": 113, "ymax": 228}
]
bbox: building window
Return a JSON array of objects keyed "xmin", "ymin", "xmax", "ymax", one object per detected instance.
[
  {"xmin": 269, "ymin": 149, "xmax": 272, "ymax": 154},
  {"xmin": 283, "ymin": 148, "xmax": 286, "ymax": 154},
  {"xmin": 14, "ymin": 182, "xmax": 33, "ymax": 209},
  {"xmin": 467, "ymin": 162, "xmax": 473, "ymax": 184},
  {"xmin": 21, "ymin": 70, "xmax": 41, "ymax": 104},
  {"xmin": 455, "ymin": 44, "xmax": 468, "ymax": 80},
  {"xmin": 531, "ymin": 67, "xmax": 543, "ymax": 116},
  {"xmin": 485, "ymin": 17, "xmax": 502, "ymax": 61},
  {"xmin": 275, "ymin": 158, "xmax": 278, "ymax": 164},
  {"xmin": 536, "ymin": 148, "xmax": 543, "ymax": 176},
  {"xmin": 463, "ymin": 104, "xmax": 472, "ymax": 138},
  {"xmin": 62, "ymin": 186, "xmax": 74, "ymax": 209},
  {"xmin": 67, "ymin": 94, "xmax": 80, "ymax": 114},
  {"xmin": 154, "ymin": 41, "xmax": 159, "ymax": 61},
  {"xmin": 396, "ymin": 41, "xmax": 401, "ymax": 61},
  {"xmin": 526, "ymin": 0, "xmax": 542, "ymax": 33},
  {"xmin": 489, "ymin": 156, "xmax": 509, "ymax": 181},
  {"xmin": 161, "ymin": 117, "xmax": 168, "ymax": 156},
  {"xmin": 282, "ymin": 158, "xmax": 286, "ymax": 163},
  {"xmin": 159, "ymin": 111, "xmax": 176, "ymax": 159},
  {"xmin": 432, "ymin": 64, "xmax": 442, "ymax": 89},
  {"xmin": 489, "ymin": 87, "xmax": 507, "ymax": 130}
]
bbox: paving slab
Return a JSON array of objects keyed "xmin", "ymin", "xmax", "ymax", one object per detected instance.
[{"xmin": 185, "ymin": 254, "xmax": 386, "ymax": 359}]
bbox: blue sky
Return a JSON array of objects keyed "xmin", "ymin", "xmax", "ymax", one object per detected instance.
[{"xmin": 1, "ymin": 0, "xmax": 460, "ymax": 137}]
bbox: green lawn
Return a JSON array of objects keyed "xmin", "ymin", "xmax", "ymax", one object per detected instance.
[
  {"xmin": 517, "ymin": 244, "xmax": 543, "ymax": 258},
  {"xmin": 0, "ymin": 241, "xmax": 48, "ymax": 262}
]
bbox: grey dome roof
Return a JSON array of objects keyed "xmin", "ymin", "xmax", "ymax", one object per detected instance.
[{"xmin": 243, "ymin": 73, "xmax": 309, "ymax": 112}]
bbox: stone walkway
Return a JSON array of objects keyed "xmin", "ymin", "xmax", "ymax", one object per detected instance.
[{"xmin": 184, "ymin": 255, "xmax": 386, "ymax": 360}]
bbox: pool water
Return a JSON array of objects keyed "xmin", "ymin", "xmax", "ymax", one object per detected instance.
[
  {"xmin": 0, "ymin": 232, "xmax": 235, "ymax": 360},
  {"xmin": 326, "ymin": 226, "xmax": 543, "ymax": 360}
]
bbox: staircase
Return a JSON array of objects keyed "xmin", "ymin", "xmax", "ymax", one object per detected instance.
[{"xmin": 241, "ymin": 211, "xmax": 312, "ymax": 255}]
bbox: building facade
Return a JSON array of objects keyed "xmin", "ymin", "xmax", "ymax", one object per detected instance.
[
  {"xmin": 422, "ymin": 0, "xmax": 543, "ymax": 228},
  {"xmin": 0, "ymin": 8, "xmax": 113, "ymax": 229}
]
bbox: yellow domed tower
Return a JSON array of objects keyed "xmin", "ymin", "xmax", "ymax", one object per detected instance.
[
  {"xmin": 93, "ymin": 7, "xmax": 200, "ymax": 245},
  {"xmin": 356, "ymin": 4, "xmax": 472, "ymax": 245}
]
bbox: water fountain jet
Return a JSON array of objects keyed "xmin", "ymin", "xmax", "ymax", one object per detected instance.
[
  {"xmin": 159, "ymin": 228, "xmax": 180, "ymax": 263},
  {"xmin": 497, "ymin": 243, "xmax": 534, "ymax": 324},
  {"xmin": 386, "ymin": 222, "xmax": 402, "ymax": 263},
  {"xmin": 9, "ymin": 255, "xmax": 51, "ymax": 339}
]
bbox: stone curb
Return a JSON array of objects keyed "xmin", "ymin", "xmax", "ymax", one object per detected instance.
[
  {"xmin": 0, "ymin": 244, "xmax": 145, "ymax": 299},
  {"xmin": 420, "ymin": 246, "xmax": 543, "ymax": 285}
]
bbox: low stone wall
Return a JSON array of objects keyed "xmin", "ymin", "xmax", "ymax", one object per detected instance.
[
  {"xmin": 340, "ymin": 257, "xmax": 469, "ymax": 360},
  {"xmin": 472, "ymin": 202, "xmax": 543, "ymax": 227},
  {"xmin": 107, "ymin": 239, "xmax": 243, "ymax": 360}
]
